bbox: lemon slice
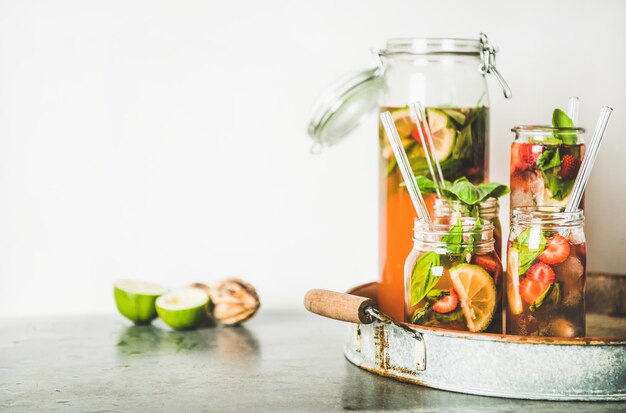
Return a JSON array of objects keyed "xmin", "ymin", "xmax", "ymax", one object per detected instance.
[
  {"xmin": 448, "ymin": 264, "xmax": 497, "ymax": 332},
  {"xmin": 506, "ymin": 248, "xmax": 524, "ymax": 315},
  {"xmin": 426, "ymin": 109, "xmax": 456, "ymax": 161}
]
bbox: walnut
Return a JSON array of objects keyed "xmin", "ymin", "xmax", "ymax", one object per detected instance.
[{"xmin": 209, "ymin": 278, "xmax": 260, "ymax": 326}]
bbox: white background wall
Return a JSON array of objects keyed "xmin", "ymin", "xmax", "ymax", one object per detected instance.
[{"xmin": 1, "ymin": 0, "xmax": 624, "ymax": 317}]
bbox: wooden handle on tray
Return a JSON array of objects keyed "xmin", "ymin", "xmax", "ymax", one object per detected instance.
[{"xmin": 304, "ymin": 289, "xmax": 375, "ymax": 324}]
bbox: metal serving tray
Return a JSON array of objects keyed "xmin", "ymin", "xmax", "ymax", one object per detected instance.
[{"xmin": 305, "ymin": 273, "xmax": 626, "ymax": 401}]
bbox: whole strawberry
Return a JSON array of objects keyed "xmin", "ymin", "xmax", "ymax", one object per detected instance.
[{"xmin": 559, "ymin": 155, "xmax": 581, "ymax": 179}]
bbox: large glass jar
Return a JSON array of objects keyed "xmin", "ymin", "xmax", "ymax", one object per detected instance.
[
  {"xmin": 405, "ymin": 217, "xmax": 503, "ymax": 333},
  {"xmin": 308, "ymin": 34, "xmax": 511, "ymax": 321},
  {"xmin": 506, "ymin": 207, "xmax": 586, "ymax": 337},
  {"xmin": 510, "ymin": 126, "xmax": 586, "ymax": 214}
]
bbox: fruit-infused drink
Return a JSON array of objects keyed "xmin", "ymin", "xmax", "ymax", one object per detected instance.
[
  {"xmin": 380, "ymin": 106, "xmax": 489, "ymax": 320},
  {"xmin": 510, "ymin": 113, "xmax": 585, "ymax": 212},
  {"xmin": 405, "ymin": 216, "xmax": 502, "ymax": 333},
  {"xmin": 506, "ymin": 207, "xmax": 586, "ymax": 337}
]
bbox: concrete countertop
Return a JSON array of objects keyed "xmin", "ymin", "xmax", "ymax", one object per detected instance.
[{"xmin": 1, "ymin": 310, "xmax": 624, "ymax": 412}]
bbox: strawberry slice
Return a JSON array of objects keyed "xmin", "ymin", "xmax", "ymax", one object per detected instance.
[
  {"xmin": 526, "ymin": 262, "xmax": 556, "ymax": 285},
  {"xmin": 511, "ymin": 143, "xmax": 543, "ymax": 170},
  {"xmin": 519, "ymin": 278, "xmax": 548, "ymax": 305},
  {"xmin": 432, "ymin": 289, "xmax": 459, "ymax": 314},
  {"xmin": 539, "ymin": 234, "xmax": 571, "ymax": 265},
  {"xmin": 472, "ymin": 255, "xmax": 502, "ymax": 286},
  {"xmin": 411, "ymin": 123, "xmax": 426, "ymax": 143}
]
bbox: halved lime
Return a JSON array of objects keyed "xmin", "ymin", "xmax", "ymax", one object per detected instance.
[
  {"xmin": 425, "ymin": 109, "xmax": 456, "ymax": 161},
  {"xmin": 506, "ymin": 248, "xmax": 524, "ymax": 315},
  {"xmin": 156, "ymin": 288, "xmax": 209, "ymax": 330},
  {"xmin": 448, "ymin": 264, "xmax": 497, "ymax": 332},
  {"xmin": 114, "ymin": 280, "xmax": 168, "ymax": 325}
]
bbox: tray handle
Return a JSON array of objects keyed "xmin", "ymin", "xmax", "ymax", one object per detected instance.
[{"xmin": 304, "ymin": 289, "xmax": 375, "ymax": 324}]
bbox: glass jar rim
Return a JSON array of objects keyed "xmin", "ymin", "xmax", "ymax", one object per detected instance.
[
  {"xmin": 381, "ymin": 37, "xmax": 481, "ymax": 56},
  {"xmin": 434, "ymin": 196, "xmax": 499, "ymax": 207},
  {"xmin": 434, "ymin": 197, "xmax": 500, "ymax": 219},
  {"xmin": 413, "ymin": 216, "xmax": 494, "ymax": 237},
  {"xmin": 512, "ymin": 125, "xmax": 586, "ymax": 135},
  {"xmin": 512, "ymin": 206, "xmax": 584, "ymax": 226}
]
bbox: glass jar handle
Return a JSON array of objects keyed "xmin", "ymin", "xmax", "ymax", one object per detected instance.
[
  {"xmin": 370, "ymin": 47, "xmax": 384, "ymax": 71},
  {"xmin": 479, "ymin": 33, "xmax": 513, "ymax": 99}
]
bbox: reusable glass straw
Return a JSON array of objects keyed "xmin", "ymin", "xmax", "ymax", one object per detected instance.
[
  {"xmin": 410, "ymin": 102, "xmax": 444, "ymax": 198},
  {"xmin": 567, "ymin": 96, "xmax": 580, "ymax": 125},
  {"xmin": 565, "ymin": 106, "xmax": 613, "ymax": 212},
  {"xmin": 380, "ymin": 111, "xmax": 432, "ymax": 223},
  {"xmin": 411, "ymin": 101, "xmax": 445, "ymax": 188}
]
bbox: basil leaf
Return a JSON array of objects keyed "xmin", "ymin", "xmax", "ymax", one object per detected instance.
[
  {"xmin": 432, "ymin": 310, "xmax": 464, "ymax": 323},
  {"xmin": 553, "ymin": 108, "xmax": 574, "ymax": 128},
  {"xmin": 401, "ymin": 175, "xmax": 451, "ymax": 195},
  {"xmin": 452, "ymin": 126, "xmax": 472, "ymax": 160},
  {"xmin": 468, "ymin": 205, "xmax": 480, "ymax": 217},
  {"xmin": 464, "ymin": 217, "xmax": 483, "ymax": 255},
  {"xmin": 536, "ymin": 147, "xmax": 561, "ymax": 171},
  {"xmin": 515, "ymin": 228, "xmax": 547, "ymax": 275},
  {"xmin": 415, "ymin": 175, "xmax": 438, "ymax": 194},
  {"xmin": 442, "ymin": 179, "xmax": 484, "ymax": 206},
  {"xmin": 542, "ymin": 172, "xmax": 575, "ymax": 201},
  {"xmin": 442, "ymin": 218, "xmax": 463, "ymax": 254},
  {"xmin": 530, "ymin": 283, "xmax": 561, "ymax": 312},
  {"xmin": 434, "ymin": 176, "xmax": 509, "ymax": 208},
  {"xmin": 426, "ymin": 289, "xmax": 447, "ymax": 301},
  {"xmin": 451, "ymin": 176, "xmax": 471, "ymax": 185},
  {"xmin": 409, "ymin": 252, "xmax": 442, "ymax": 306},
  {"xmin": 411, "ymin": 302, "xmax": 432, "ymax": 324},
  {"xmin": 477, "ymin": 182, "xmax": 510, "ymax": 199},
  {"xmin": 407, "ymin": 146, "xmax": 432, "ymax": 176},
  {"xmin": 552, "ymin": 108, "xmax": 578, "ymax": 145},
  {"xmin": 421, "ymin": 310, "xmax": 464, "ymax": 326}
]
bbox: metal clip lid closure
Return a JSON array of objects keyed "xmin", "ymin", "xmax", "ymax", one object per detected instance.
[
  {"xmin": 479, "ymin": 33, "xmax": 512, "ymax": 99},
  {"xmin": 307, "ymin": 33, "xmax": 512, "ymax": 149}
]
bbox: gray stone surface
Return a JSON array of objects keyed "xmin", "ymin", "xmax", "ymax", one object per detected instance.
[{"xmin": 1, "ymin": 310, "xmax": 624, "ymax": 412}]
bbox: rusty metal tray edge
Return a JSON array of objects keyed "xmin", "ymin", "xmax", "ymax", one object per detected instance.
[{"xmin": 343, "ymin": 281, "xmax": 626, "ymax": 401}]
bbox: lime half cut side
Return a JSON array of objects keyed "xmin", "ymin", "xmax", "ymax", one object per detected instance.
[
  {"xmin": 425, "ymin": 109, "xmax": 456, "ymax": 161},
  {"xmin": 156, "ymin": 288, "xmax": 210, "ymax": 331},
  {"xmin": 114, "ymin": 280, "xmax": 169, "ymax": 325}
]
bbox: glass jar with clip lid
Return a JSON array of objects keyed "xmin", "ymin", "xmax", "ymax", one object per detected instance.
[{"xmin": 308, "ymin": 33, "xmax": 512, "ymax": 320}]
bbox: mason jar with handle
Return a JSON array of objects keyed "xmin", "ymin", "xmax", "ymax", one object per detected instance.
[{"xmin": 308, "ymin": 34, "xmax": 511, "ymax": 320}]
